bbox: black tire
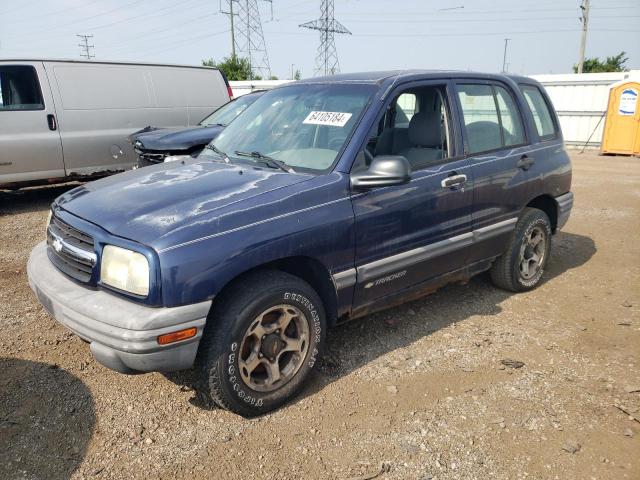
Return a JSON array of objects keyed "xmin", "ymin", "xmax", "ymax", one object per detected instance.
[
  {"xmin": 196, "ymin": 270, "xmax": 326, "ymax": 417},
  {"xmin": 490, "ymin": 208, "xmax": 552, "ymax": 292}
]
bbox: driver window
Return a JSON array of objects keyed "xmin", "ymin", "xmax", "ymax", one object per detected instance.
[{"xmin": 360, "ymin": 85, "xmax": 451, "ymax": 172}]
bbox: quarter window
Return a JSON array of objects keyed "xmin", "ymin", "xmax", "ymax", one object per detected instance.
[
  {"xmin": 457, "ymin": 83, "xmax": 525, "ymax": 154},
  {"xmin": 520, "ymin": 85, "xmax": 557, "ymax": 139},
  {"xmin": 0, "ymin": 66, "xmax": 44, "ymax": 111}
]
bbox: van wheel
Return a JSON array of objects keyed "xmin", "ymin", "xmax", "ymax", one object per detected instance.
[
  {"xmin": 490, "ymin": 208, "xmax": 552, "ymax": 292},
  {"xmin": 196, "ymin": 271, "xmax": 326, "ymax": 417}
]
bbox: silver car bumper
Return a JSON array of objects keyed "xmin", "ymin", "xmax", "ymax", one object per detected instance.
[{"xmin": 27, "ymin": 241, "xmax": 211, "ymax": 374}]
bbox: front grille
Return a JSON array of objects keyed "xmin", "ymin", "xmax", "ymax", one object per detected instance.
[
  {"xmin": 135, "ymin": 148, "xmax": 167, "ymax": 167},
  {"xmin": 47, "ymin": 213, "xmax": 95, "ymax": 283}
]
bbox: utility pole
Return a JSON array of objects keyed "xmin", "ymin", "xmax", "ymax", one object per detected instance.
[
  {"xmin": 577, "ymin": 0, "xmax": 590, "ymax": 74},
  {"xmin": 300, "ymin": 0, "xmax": 351, "ymax": 76},
  {"xmin": 77, "ymin": 34, "xmax": 95, "ymax": 59},
  {"xmin": 502, "ymin": 38, "xmax": 510, "ymax": 73},
  {"xmin": 220, "ymin": 0, "xmax": 237, "ymax": 58}
]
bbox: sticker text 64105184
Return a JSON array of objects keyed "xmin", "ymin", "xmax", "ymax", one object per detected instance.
[{"xmin": 303, "ymin": 111, "xmax": 353, "ymax": 127}]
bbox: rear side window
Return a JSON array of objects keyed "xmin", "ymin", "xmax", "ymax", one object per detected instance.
[
  {"xmin": 457, "ymin": 83, "xmax": 525, "ymax": 154},
  {"xmin": 0, "ymin": 65, "xmax": 44, "ymax": 111},
  {"xmin": 520, "ymin": 85, "xmax": 557, "ymax": 140},
  {"xmin": 494, "ymin": 85, "xmax": 525, "ymax": 147}
]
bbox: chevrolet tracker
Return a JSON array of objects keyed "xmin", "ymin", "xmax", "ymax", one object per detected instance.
[{"xmin": 28, "ymin": 71, "xmax": 573, "ymax": 417}]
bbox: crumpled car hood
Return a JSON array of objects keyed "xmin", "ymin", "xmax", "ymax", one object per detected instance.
[{"xmin": 131, "ymin": 125, "xmax": 224, "ymax": 151}]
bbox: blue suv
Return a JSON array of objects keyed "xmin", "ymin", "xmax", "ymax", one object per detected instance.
[{"xmin": 28, "ymin": 71, "xmax": 573, "ymax": 416}]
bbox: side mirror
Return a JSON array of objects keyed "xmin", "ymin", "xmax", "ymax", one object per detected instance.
[{"xmin": 351, "ymin": 155, "xmax": 411, "ymax": 189}]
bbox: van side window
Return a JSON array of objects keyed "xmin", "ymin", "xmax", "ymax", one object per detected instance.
[
  {"xmin": 457, "ymin": 83, "xmax": 525, "ymax": 154},
  {"xmin": 364, "ymin": 85, "xmax": 451, "ymax": 171},
  {"xmin": 0, "ymin": 66, "xmax": 44, "ymax": 111},
  {"xmin": 520, "ymin": 85, "xmax": 557, "ymax": 140}
]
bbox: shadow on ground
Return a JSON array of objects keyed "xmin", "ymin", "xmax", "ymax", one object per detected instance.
[
  {"xmin": 0, "ymin": 183, "xmax": 81, "ymax": 216},
  {"xmin": 0, "ymin": 358, "xmax": 95, "ymax": 480},
  {"xmin": 168, "ymin": 231, "xmax": 596, "ymax": 411}
]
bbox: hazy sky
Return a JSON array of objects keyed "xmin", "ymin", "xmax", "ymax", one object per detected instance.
[{"xmin": 1, "ymin": 0, "xmax": 638, "ymax": 79}]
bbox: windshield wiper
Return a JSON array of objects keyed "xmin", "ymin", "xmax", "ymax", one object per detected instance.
[
  {"xmin": 234, "ymin": 151, "xmax": 295, "ymax": 173},
  {"xmin": 204, "ymin": 143, "xmax": 231, "ymax": 163}
]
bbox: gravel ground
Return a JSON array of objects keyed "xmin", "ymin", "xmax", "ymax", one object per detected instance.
[{"xmin": 0, "ymin": 151, "xmax": 638, "ymax": 480}]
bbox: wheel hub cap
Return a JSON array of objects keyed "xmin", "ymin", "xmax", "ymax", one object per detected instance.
[
  {"xmin": 238, "ymin": 304, "xmax": 310, "ymax": 392},
  {"xmin": 261, "ymin": 333, "xmax": 284, "ymax": 360},
  {"xmin": 519, "ymin": 226, "xmax": 546, "ymax": 280}
]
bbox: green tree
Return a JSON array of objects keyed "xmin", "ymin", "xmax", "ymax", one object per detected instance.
[
  {"xmin": 573, "ymin": 51, "xmax": 628, "ymax": 73},
  {"xmin": 202, "ymin": 55, "xmax": 256, "ymax": 81},
  {"xmin": 268, "ymin": 75, "xmax": 279, "ymax": 80},
  {"xmin": 293, "ymin": 69, "xmax": 302, "ymax": 80}
]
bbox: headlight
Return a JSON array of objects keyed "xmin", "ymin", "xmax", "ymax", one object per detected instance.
[
  {"xmin": 45, "ymin": 209, "xmax": 52, "ymax": 233},
  {"xmin": 100, "ymin": 245, "xmax": 150, "ymax": 296},
  {"xmin": 164, "ymin": 155, "xmax": 191, "ymax": 163}
]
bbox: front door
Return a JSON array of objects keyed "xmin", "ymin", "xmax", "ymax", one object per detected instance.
[
  {"xmin": 0, "ymin": 62, "xmax": 65, "ymax": 185},
  {"xmin": 351, "ymin": 82, "xmax": 474, "ymax": 309}
]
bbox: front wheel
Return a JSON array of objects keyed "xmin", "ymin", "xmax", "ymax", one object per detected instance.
[
  {"xmin": 196, "ymin": 271, "xmax": 326, "ymax": 417},
  {"xmin": 490, "ymin": 208, "xmax": 552, "ymax": 292}
]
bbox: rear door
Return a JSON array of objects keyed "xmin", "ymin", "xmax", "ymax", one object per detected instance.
[
  {"xmin": 453, "ymin": 80, "xmax": 533, "ymax": 264},
  {"xmin": 0, "ymin": 62, "xmax": 65, "ymax": 185}
]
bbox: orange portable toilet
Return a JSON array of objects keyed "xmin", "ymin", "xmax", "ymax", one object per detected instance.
[{"xmin": 601, "ymin": 81, "xmax": 640, "ymax": 156}]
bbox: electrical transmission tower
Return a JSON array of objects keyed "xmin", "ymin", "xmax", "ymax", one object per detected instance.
[
  {"xmin": 220, "ymin": 0, "xmax": 272, "ymax": 79},
  {"xmin": 299, "ymin": 0, "xmax": 351, "ymax": 76},
  {"xmin": 77, "ymin": 34, "xmax": 95, "ymax": 59}
]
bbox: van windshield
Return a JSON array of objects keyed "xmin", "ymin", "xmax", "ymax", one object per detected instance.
[{"xmin": 201, "ymin": 83, "xmax": 375, "ymax": 173}]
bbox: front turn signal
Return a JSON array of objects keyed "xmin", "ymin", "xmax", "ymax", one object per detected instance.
[{"xmin": 157, "ymin": 327, "xmax": 197, "ymax": 345}]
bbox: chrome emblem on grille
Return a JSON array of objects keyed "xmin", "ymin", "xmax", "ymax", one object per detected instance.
[{"xmin": 52, "ymin": 237, "xmax": 63, "ymax": 253}]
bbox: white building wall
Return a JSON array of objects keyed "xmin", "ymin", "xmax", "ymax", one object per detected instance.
[{"xmin": 229, "ymin": 80, "xmax": 291, "ymax": 97}]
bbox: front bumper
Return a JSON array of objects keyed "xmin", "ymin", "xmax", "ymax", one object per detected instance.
[
  {"xmin": 27, "ymin": 241, "xmax": 211, "ymax": 374},
  {"xmin": 555, "ymin": 192, "xmax": 574, "ymax": 231}
]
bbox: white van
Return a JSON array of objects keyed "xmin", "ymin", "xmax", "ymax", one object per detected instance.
[{"xmin": 0, "ymin": 59, "xmax": 231, "ymax": 189}]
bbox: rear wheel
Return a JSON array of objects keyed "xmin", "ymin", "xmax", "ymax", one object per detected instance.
[
  {"xmin": 196, "ymin": 271, "xmax": 326, "ymax": 417},
  {"xmin": 490, "ymin": 208, "xmax": 552, "ymax": 292}
]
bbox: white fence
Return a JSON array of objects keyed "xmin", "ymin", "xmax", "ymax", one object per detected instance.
[{"xmin": 232, "ymin": 71, "xmax": 640, "ymax": 148}]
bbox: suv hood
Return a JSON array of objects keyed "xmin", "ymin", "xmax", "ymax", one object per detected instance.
[
  {"xmin": 131, "ymin": 125, "xmax": 225, "ymax": 151},
  {"xmin": 56, "ymin": 159, "xmax": 312, "ymax": 247}
]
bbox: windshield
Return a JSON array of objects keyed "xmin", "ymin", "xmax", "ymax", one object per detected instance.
[
  {"xmin": 199, "ymin": 92, "xmax": 262, "ymax": 127},
  {"xmin": 201, "ymin": 83, "xmax": 375, "ymax": 173}
]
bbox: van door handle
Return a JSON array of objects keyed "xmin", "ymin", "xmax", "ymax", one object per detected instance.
[
  {"xmin": 47, "ymin": 114, "xmax": 57, "ymax": 131},
  {"xmin": 517, "ymin": 154, "xmax": 534, "ymax": 170},
  {"xmin": 441, "ymin": 174, "xmax": 467, "ymax": 189}
]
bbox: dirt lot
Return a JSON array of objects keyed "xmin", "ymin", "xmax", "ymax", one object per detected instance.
[{"xmin": 0, "ymin": 151, "xmax": 638, "ymax": 480}]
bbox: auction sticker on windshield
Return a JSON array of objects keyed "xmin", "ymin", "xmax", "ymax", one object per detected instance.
[{"xmin": 303, "ymin": 111, "xmax": 353, "ymax": 127}]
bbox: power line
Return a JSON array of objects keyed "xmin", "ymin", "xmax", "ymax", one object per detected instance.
[
  {"xmin": 300, "ymin": 0, "xmax": 351, "ymax": 76},
  {"xmin": 77, "ymin": 34, "xmax": 95, "ymax": 59}
]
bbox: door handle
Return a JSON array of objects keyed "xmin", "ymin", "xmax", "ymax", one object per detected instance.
[
  {"xmin": 47, "ymin": 114, "xmax": 57, "ymax": 131},
  {"xmin": 517, "ymin": 154, "xmax": 534, "ymax": 170},
  {"xmin": 441, "ymin": 174, "xmax": 467, "ymax": 189}
]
